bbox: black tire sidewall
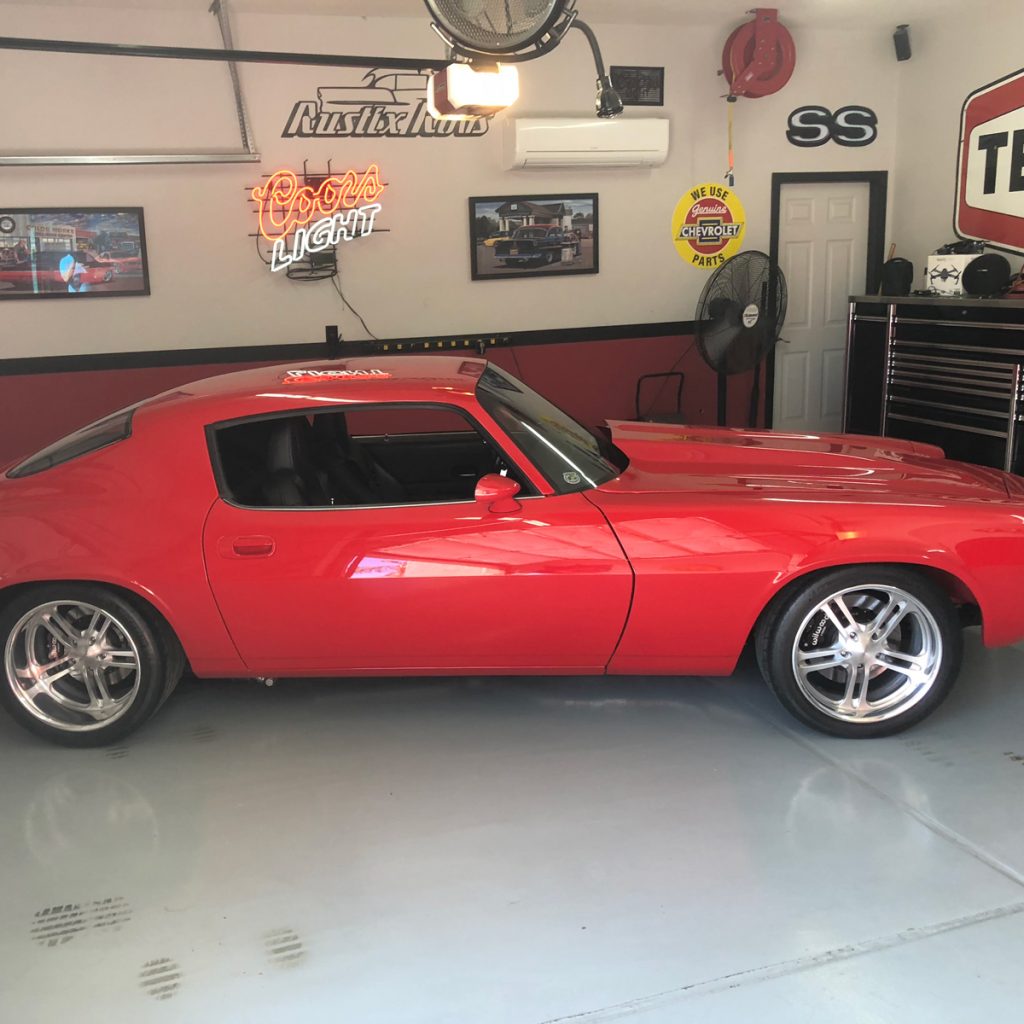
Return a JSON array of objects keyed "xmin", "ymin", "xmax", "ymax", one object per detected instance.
[
  {"xmin": 0, "ymin": 584, "xmax": 169, "ymax": 747},
  {"xmin": 759, "ymin": 567, "xmax": 963, "ymax": 738}
]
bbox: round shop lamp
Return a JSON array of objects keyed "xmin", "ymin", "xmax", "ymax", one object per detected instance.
[
  {"xmin": 423, "ymin": 0, "xmax": 623, "ymax": 118},
  {"xmin": 424, "ymin": 0, "xmax": 579, "ymax": 61}
]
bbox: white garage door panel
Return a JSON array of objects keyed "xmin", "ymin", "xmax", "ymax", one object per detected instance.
[
  {"xmin": 781, "ymin": 349, "xmax": 810, "ymax": 422},
  {"xmin": 828, "ymin": 195, "xmax": 856, "ymax": 223},
  {"xmin": 783, "ymin": 239, "xmax": 813, "ymax": 328},
  {"xmin": 786, "ymin": 197, "xmax": 815, "ymax": 225},
  {"xmin": 822, "ymin": 348, "xmax": 847, "ymax": 421},
  {"xmin": 774, "ymin": 181, "xmax": 870, "ymax": 434},
  {"xmin": 825, "ymin": 238, "xmax": 855, "ymax": 325}
]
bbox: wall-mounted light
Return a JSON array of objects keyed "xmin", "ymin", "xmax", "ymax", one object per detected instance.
[
  {"xmin": 427, "ymin": 63, "xmax": 520, "ymax": 120},
  {"xmin": 422, "ymin": 2, "xmax": 620, "ymax": 120},
  {"xmin": 572, "ymin": 21, "xmax": 622, "ymax": 118}
]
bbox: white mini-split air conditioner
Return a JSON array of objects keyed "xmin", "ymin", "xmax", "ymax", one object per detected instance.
[{"xmin": 504, "ymin": 117, "xmax": 670, "ymax": 169}]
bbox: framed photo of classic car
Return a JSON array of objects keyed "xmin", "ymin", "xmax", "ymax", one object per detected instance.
[
  {"xmin": 469, "ymin": 194, "xmax": 599, "ymax": 281},
  {"xmin": 0, "ymin": 207, "xmax": 150, "ymax": 301}
]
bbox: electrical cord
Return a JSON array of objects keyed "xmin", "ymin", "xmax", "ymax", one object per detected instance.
[
  {"xmin": 331, "ymin": 273, "xmax": 379, "ymax": 341},
  {"xmin": 509, "ymin": 344, "xmax": 527, "ymax": 385},
  {"xmin": 256, "ymin": 232, "xmax": 379, "ymax": 340},
  {"xmin": 639, "ymin": 337, "xmax": 698, "ymax": 420}
]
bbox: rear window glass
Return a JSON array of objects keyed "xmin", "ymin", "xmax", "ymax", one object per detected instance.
[{"xmin": 7, "ymin": 409, "xmax": 135, "ymax": 478}]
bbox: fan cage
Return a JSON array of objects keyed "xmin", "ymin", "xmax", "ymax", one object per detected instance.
[
  {"xmin": 424, "ymin": 0, "xmax": 577, "ymax": 59},
  {"xmin": 694, "ymin": 251, "xmax": 788, "ymax": 377}
]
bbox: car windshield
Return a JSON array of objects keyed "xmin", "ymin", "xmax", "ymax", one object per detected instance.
[
  {"xmin": 515, "ymin": 229, "xmax": 546, "ymax": 238},
  {"xmin": 477, "ymin": 365, "xmax": 627, "ymax": 494}
]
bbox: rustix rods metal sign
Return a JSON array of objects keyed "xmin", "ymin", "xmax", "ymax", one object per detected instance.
[
  {"xmin": 282, "ymin": 69, "xmax": 488, "ymax": 140},
  {"xmin": 956, "ymin": 66, "xmax": 1024, "ymax": 254}
]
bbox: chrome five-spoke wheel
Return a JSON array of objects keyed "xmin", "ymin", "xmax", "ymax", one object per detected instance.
[
  {"xmin": 4, "ymin": 601, "xmax": 142, "ymax": 731},
  {"xmin": 757, "ymin": 567, "xmax": 962, "ymax": 738},
  {"xmin": 0, "ymin": 585, "xmax": 180, "ymax": 746},
  {"xmin": 793, "ymin": 585, "xmax": 942, "ymax": 724}
]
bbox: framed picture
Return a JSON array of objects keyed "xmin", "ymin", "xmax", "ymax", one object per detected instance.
[
  {"xmin": 469, "ymin": 194, "xmax": 599, "ymax": 281},
  {"xmin": 610, "ymin": 66, "xmax": 665, "ymax": 107},
  {"xmin": 0, "ymin": 207, "xmax": 150, "ymax": 300}
]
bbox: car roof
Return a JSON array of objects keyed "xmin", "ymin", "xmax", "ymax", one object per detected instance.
[{"xmin": 136, "ymin": 354, "xmax": 490, "ymax": 426}]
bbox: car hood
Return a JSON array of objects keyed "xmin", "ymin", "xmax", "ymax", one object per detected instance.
[{"xmin": 598, "ymin": 421, "xmax": 1014, "ymax": 501}]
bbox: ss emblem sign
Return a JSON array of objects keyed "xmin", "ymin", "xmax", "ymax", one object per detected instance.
[{"xmin": 786, "ymin": 105, "xmax": 878, "ymax": 148}]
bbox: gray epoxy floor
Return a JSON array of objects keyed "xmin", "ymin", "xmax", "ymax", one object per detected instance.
[{"xmin": 2, "ymin": 630, "xmax": 1023, "ymax": 1022}]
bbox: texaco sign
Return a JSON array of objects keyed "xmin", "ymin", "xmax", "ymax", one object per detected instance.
[{"xmin": 956, "ymin": 66, "xmax": 1024, "ymax": 254}]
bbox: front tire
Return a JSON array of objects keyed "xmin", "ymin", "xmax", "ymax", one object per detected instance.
[
  {"xmin": 0, "ymin": 584, "xmax": 178, "ymax": 746},
  {"xmin": 755, "ymin": 567, "xmax": 962, "ymax": 738}
]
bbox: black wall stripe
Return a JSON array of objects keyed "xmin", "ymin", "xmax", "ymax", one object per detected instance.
[{"xmin": 0, "ymin": 321, "xmax": 696, "ymax": 377}]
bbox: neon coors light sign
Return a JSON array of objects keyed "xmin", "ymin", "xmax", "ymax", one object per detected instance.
[{"xmin": 251, "ymin": 165, "xmax": 385, "ymax": 272}]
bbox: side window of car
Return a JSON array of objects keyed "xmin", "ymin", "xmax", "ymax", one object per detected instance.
[{"xmin": 211, "ymin": 404, "xmax": 531, "ymax": 509}]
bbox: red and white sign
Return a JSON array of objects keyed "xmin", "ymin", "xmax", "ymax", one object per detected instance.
[
  {"xmin": 956, "ymin": 67, "xmax": 1024, "ymax": 254},
  {"xmin": 281, "ymin": 368, "xmax": 392, "ymax": 384},
  {"xmin": 251, "ymin": 165, "xmax": 386, "ymax": 272}
]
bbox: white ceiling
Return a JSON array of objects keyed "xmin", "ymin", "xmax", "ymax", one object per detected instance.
[{"xmin": 0, "ymin": 0, "xmax": 979, "ymax": 28}]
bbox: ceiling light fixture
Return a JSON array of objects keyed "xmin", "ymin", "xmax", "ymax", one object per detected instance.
[
  {"xmin": 427, "ymin": 63, "xmax": 520, "ymax": 120},
  {"xmin": 423, "ymin": 0, "xmax": 621, "ymax": 119}
]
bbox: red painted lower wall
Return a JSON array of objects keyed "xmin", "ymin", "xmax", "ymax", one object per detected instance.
[{"xmin": 0, "ymin": 333, "xmax": 765, "ymax": 467}]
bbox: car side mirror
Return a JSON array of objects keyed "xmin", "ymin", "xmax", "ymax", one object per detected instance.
[{"xmin": 475, "ymin": 473, "xmax": 521, "ymax": 514}]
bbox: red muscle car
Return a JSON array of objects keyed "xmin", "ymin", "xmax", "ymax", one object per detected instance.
[
  {"xmin": 0, "ymin": 251, "xmax": 113, "ymax": 289},
  {"xmin": 2, "ymin": 355, "xmax": 1023, "ymax": 745},
  {"xmin": 96, "ymin": 251, "xmax": 143, "ymax": 275}
]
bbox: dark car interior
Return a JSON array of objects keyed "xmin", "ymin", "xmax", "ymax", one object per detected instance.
[{"xmin": 212, "ymin": 407, "xmax": 531, "ymax": 509}]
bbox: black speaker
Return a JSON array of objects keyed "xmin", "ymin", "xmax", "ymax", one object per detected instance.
[
  {"xmin": 893, "ymin": 24, "xmax": 911, "ymax": 61},
  {"xmin": 881, "ymin": 257, "xmax": 914, "ymax": 296},
  {"xmin": 325, "ymin": 324, "xmax": 341, "ymax": 358},
  {"xmin": 963, "ymin": 254, "xmax": 1012, "ymax": 296}
]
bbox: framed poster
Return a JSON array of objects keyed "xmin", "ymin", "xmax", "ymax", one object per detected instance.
[
  {"xmin": 0, "ymin": 208, "xmax": 150, "ymax": 300},
  {"xmin": 469, "ymin": 193, "xmax": 599, "ymax": 281},
  {"xmin": 610, "ymin": 66, "xmax": 665, "ymax": 107}
]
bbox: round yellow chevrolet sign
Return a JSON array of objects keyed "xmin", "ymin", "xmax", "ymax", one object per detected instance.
[{"xmin": 672, "ymin": 183, "xmax": 747, "ymax": 269}]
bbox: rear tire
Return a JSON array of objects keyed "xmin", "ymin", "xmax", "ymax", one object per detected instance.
[
  {"xmin": 0, "ymin": 584, "xmax": 179, "ymax": 746},
  {"xmin": 755, "ymin": 567, "xmax": 962, "ymax": 738}
]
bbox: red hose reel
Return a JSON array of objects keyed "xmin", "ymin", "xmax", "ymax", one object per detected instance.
[
  {"xmin": 722, "ymin": 8, "xmax": 796, "ymax": 99},
  {"xmin": 719, "ymin": 8, "xmax": 796, "ymax": 185}
]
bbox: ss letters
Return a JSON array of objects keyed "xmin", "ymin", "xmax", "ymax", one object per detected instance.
[{"xmin": 786, "ymin": 105, "xmax": 878, "ymax": 148}]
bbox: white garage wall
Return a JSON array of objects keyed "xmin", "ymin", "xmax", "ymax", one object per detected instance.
[
  {"xmin": 0, "ymin": 4, "xmax": 900, "ymax": 359},
  {"xmin": 891, "ymin": 10, "xmax": 1024, "ymax": 277}
]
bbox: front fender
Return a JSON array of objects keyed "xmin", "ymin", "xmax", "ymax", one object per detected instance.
[{"xmin": 598, "ymin": 493, "xmax": 1024, "ymax": 675}]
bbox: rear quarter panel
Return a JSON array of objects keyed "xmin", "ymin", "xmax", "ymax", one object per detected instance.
[
  {"xmin": 0, "ymin": 403, "xmax": 245, "ymax": 675},
  {"xmin": 590, "ymin": 490, "xmax": 1024, "ymax": 675}
]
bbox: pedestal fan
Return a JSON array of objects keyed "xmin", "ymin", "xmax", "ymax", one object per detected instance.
[{"xmin": 694, "ymin": 251, "xmax": 788, "ymax": 427}]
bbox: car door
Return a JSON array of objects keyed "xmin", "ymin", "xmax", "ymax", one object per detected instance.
[{"xmin": 202, "ymin": 405, "xmax": 633, "ymax": 676}]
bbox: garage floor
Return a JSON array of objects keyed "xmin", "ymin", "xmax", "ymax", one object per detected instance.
[{"xmin": 2, "ymin": 630, "xmax": 1023, "ymax": 1023}]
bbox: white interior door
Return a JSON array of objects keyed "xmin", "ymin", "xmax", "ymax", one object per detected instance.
[{"xmin": 773, "ymin": 181, "xmax": 871, "ymax": 434}]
